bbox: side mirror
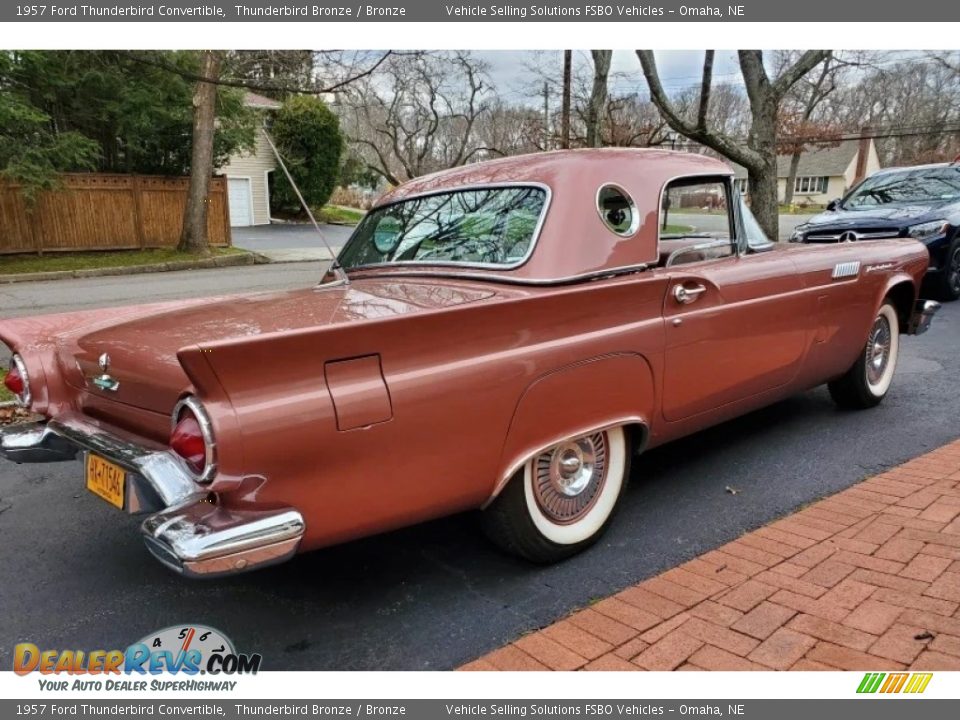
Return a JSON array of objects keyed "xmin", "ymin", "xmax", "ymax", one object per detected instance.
[{"xmin": 826, "ymin": 199, "xmax": 841, "ymax": 211}]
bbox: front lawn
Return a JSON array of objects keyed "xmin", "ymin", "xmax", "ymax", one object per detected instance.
[
  {"xmin": 0, "ymin": 247, "xmax": 247, "ymax": 276},
  {"xmin": 315, "ymin": 205, "xmax": 366, "ymax": 225},
  {"xmin": 0, "ymin": 370, "xmax": 11, "ymax": 403}
]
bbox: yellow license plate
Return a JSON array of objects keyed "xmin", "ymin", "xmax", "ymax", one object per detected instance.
[{"xmin": 85, "ymin": 453, "xmax": 126, "ymax": 510}]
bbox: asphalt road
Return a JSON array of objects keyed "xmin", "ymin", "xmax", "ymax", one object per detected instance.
[
  {"xmin": 232, "ymin": 223, "xmax": 355, "ymax": 252},
  {"xmin": 1, "ymin": 289, "xmax": 958, "ymax": 670},
  {"xmin": 0, "ymin": 261, "xmax": 325, "ymax": 365}
]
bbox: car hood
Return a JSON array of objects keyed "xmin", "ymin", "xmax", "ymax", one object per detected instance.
[
  {"xmin": 802, "ymin": 198, "xmax": 960, "ymax": 230},
  {"xmin": 57, "ymin": 278, "xmax": 497, "ymax": 415}
]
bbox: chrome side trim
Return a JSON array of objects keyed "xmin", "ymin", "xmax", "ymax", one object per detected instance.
[
  {"xmin": 908, "ymin": 299, "xmax": 941, "ymax": 336},
  {"xmin": 141, "ymin": 501, "xmax": 305, "ymax": 578},
  {"xmin": 342, "ymin": 263, "xmax": 651, "ymax": 288},
  {"xmin": 337, "ymin": 181, "xmax": 552, "ymax": 273},
  {"xmin": 832, "ymin": 261, "xmax": 861, "ymax": 280}
]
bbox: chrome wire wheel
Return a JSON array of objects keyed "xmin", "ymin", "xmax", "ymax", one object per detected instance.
[
  {"xmin": 865, "ymin": 314, "xmax": 892, "ymax": 387},
  {"xmin": 532, "ymin": 432, "xmax": 608, "ymax": 525},
  {"xmin": 863, "ymin": 303, "xmax": 900, "ymax": 397}
]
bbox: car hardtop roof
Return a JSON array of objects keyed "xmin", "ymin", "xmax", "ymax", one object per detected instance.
[
  {"xmin": 379, "ymin": 148, "xmax": 733, "ymax": 205},
  {"xmin": 366, "ymin": 148, "xmax": 734, "ymax": 283}
]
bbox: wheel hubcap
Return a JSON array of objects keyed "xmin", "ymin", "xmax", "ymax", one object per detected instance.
[
  {"xmin": 866, "ymin": 314, "xmax": 892, "ymax": 386},
  {"xmin": 533, "ymin": 432, "xmax": 608, "ymax": 524}
]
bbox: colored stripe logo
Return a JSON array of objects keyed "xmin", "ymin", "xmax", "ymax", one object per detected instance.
[{"xmin": 857, "ymin": 672, "xmax": 933, "ymax": 694}]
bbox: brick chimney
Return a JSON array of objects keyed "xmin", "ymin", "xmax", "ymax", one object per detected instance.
[{"xmin": 854, "ymin": 127, "xmax": 872, "ymax": 184}]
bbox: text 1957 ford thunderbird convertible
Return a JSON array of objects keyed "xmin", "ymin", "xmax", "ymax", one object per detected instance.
[{"xmin": 0, "ymin": 149, "xmax": 941, "ymax": 578}]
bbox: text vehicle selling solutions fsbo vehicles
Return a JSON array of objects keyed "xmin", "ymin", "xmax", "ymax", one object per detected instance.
[{"xmin": 0, "ymin": 149, "xmax": 940, "ymax": 577}]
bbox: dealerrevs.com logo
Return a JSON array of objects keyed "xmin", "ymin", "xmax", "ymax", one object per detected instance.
[
  {"xmin": 13, "ymin": 624, "xmax": 261, "ymax": 690},
  {"xmin": 857, "ymin": 672, "xmax": 933, "ymax": 695}
]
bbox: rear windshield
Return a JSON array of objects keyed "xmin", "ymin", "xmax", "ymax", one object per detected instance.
[
  {"xmin": 338, "ymin": 186, "xmax": 547, "ymax": 269},
  {"xmin": 843, "ymin": 166, "xmax": 960, "ymax": 208}
]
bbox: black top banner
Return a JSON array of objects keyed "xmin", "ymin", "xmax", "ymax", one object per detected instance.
[{"xmin": 3, "ymin": 0, "xmax": 957, "ymax": 22}]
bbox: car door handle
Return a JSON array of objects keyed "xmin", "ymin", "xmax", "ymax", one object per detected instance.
[{"xmin": 673, "ymin": 284, "xmax": 707, "ymax": 304}]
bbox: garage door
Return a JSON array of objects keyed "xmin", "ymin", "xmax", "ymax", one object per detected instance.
[{"xmin": 227, "ymin": 177, "xmax": 253, "ymax": 227}]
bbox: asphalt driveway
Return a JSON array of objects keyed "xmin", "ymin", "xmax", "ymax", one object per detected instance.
[{"xmin": 1, "ymin": 302, "xmax": 957, "ymax": 671}]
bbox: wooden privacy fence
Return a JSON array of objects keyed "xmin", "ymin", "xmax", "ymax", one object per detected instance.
[{"xmin": 0, "ymin": 173, "xmax": 231, "ymax": 255}]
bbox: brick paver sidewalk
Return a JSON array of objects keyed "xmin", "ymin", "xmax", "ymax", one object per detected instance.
[{"xmin": 461, "ymin": 440, "xmax": 960, "ymax": 672}]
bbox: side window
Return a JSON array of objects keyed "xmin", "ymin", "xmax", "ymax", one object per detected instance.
[{"xmin": 658, "ymin": 178, "xmax": 735, "ymax": 267}]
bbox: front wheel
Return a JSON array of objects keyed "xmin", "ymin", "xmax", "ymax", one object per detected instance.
[
  {"xmin": 481, "ymin": 426, "xmax": 630, "ymax": 563},
  {"xmin": 934, "ymin": 236, "xmax": 960, "ymax": 302},
  {"xmin": 828, "ymin": 301, "xmax": 900, "ymax": 409}
]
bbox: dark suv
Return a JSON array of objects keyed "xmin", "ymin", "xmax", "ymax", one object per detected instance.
[{"xmin": 790, "ymin": 163, "xmax": 960, "ymax": 300}]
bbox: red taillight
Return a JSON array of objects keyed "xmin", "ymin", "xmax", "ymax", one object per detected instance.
[
  {"xmin": 170, "ymin": 413, "xmax": 206, "ymax": 474},
  {"xmin": 4, "ymin": 365, "xmax": 24, "ymax": 396}
]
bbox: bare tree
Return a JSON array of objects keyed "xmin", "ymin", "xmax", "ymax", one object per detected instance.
[
  {"xmin": 475, "ymin": 100, "xmax": 546, "ymax": 157},
  {"xmin": 778, "ymin": 53, "xmax": 844, "ymax": 205},
  {"xmin": 179, "ymin": 50, "xmax": 223, "ymax": 254},
  {"xmin": 585, "ymin": 51, "xmax": 612, "ymax": 148},
  {"xmin": 829, "ymin": 54, "xmax": 960, "ymax": 166},
  {"xmin": 637, "ymin": 49, "xmax": 831, "ymax": 239},
  {"xmin": 340, "ymin": 52, "xmax": 492, "ymax": 185}
]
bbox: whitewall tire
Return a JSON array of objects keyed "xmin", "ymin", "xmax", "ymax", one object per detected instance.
[
  {"xmin": 829, "ymin": 301, "xmax": 900, "ymax": 409},
  {"xmin": 482, "ymin": 426, "xmax": 630, "ymax": 563}
]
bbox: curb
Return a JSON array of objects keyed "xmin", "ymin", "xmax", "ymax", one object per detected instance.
[{"xmin": 0, "ymin": 251, "xmax": 270, "ymax": 285}]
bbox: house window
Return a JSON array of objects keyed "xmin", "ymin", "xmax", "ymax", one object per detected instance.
[{"xmin": 794, "ymin": 176, "xmax": 829, "ymax": 194}]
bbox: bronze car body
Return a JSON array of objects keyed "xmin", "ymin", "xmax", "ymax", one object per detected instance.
[{"xmin": 0, "ymin": 149, "xmax": 938, "ymax": 577}]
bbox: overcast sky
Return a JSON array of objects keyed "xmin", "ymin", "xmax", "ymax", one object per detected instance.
[{"xmin": 473, "ymin": 50, "xmax": 746, "ymax": 103}]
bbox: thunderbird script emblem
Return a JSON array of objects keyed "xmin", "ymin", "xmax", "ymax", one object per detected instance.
[{"xmin": 93, "ymin": 352, "xmax": 119, "ymax": 392}]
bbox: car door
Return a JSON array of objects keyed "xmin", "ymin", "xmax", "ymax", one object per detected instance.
[{"xmin": 656, "ymin": 178, "xmax": 810, "ymax": 422}]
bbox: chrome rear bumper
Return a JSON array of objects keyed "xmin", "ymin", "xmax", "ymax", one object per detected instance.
[
  {"xmin": 0, "ymin": 417, "xmax": 305, "ymax": 578},
  {"xmin": 908, "ymin": 299, "xmax": 941, "ymax": 335},
  {"xmin": 142, "ymin": 503, "xmax": 305, "ymax": 579}
]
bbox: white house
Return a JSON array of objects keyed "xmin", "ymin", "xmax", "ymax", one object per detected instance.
[
  {"xmin": 732, "ymin": 138, "xmax": 881, "ymax": 206},
  {"xmin": 218, "ymin": 92, "xmax": 281, "ymax": 227}
]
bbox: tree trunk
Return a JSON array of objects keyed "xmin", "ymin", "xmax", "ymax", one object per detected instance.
[
  {"xmin": 586, "ymin": 50, "xmax": 612, "ymax": 148},
  {"xmin": 748, "ymin": 160, "xmax": 781, "ymax": 241},
  {"xmin": 783, "ymin": 152, "xmax": 802, "ymax": 207},
  {"xmin": 178, "ymin": 50, "xmax": 223, "ymax": 254}
]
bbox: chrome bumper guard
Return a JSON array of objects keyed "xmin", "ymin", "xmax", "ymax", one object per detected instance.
[
  {"xmin": 0, "ymin": 417, "xmax": 305, "ymax": 578},
  {"xmin": 142, "ymin": 503, "xmax": 305, "ymax": 579},
  {"xmin": 908, "ymin": 299, "xmax": 941, "ymax": 336}
]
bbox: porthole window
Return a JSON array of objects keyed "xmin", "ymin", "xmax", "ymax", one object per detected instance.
[{"xmin": 596, "ymin": 184, "xmax": 639, "ymax": 236}]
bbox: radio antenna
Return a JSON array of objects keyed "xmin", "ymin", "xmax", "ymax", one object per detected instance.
[{"xmin": 261, "ymin": 123, "xmax": 349, "ymax": 285}]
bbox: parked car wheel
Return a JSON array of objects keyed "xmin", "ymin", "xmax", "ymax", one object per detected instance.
[
  {"xmin": 828, "ymin": 301, "xmax": 900, "ymax": 409},
  {"xmin": 481, "ymin": 426, "xmax": 630, "ymax": 563},
  {"xmin": 934, "ymin": 236, "xmax": 960, "ymax": 302}
]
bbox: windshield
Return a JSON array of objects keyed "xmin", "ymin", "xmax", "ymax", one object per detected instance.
[
  {"xmin": 843, "ymin": 167, "xmax": 960, "ymax": 209},
  {"xmin": 338, "ymin": 186, "xmax": 548, "ymax": 270}
]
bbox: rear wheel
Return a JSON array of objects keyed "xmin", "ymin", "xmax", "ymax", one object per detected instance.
[
  {"xmin": 481, "ymin": 426, "xmax": 630, "ymax": 563},
  {"xmin": 828, "ymin": 301, "xmax": 900, "ymax": 409}
]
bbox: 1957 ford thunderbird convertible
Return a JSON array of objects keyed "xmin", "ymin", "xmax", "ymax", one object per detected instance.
[{"xmin": 0, "ymin": 149, "xmax": 941, "ymax": 577}]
